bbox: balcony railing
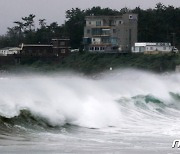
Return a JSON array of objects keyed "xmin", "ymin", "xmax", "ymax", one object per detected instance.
[{"xmin": 92, "ymin": 28, "xmax": 111, "ymax": 36}]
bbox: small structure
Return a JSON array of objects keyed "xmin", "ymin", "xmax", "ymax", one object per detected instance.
[
  {"xmin": 20, "ymin": 39, "xmax": 70, "ymax": 57},
  {"xmin": 0, "ymin": 47, "xmax": 21, "ymax": 56},
  {"xmin": 132, "ymin": 42, "xmax": 173, "ymax": 54},
  {"xmin": 52, "ymin": 39, "xmax": 70, "ymax": 56},
  {"xmin": 20, "ymin": 44, "xmax": 53, "ymax": 56}
]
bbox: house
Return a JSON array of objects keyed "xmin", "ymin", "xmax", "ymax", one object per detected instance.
[
  {"xmin": 0, "ymin": 47, "xmax": 21, "ymax": 56},
  {"xmin": 83, "ymin": 13, "xmax": 138, "ymax": 53},
  {"xmin": 20, "ymin": 44, "xmax": 53, "ymax": 56},
  {"xmin": 20, "ymin": 39, "xmax": 70, "ymax": 57},
  {"xmin": 52, "ymin": 39, "xmax": 71, "ymax": 56},
  {"xmin": 131, "ymin": 42, "xmax": 173, "ymax": 54}
]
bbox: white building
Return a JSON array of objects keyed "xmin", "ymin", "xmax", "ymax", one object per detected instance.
[
  {"xmin": 132, "ymin": 42, "xmax": 173, "ymax": 54},
  {"xmin": 0, "ymin": 47, "xmax": 21, "ymax": 56}
]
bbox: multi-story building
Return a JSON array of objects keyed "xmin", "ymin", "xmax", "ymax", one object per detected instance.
[{"xmin": 83, "ymin": 13, "xmax": 138, "ymax": 53}]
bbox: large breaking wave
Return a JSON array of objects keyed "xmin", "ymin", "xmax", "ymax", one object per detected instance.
[{"xmin": 0, "ymin": 69, "xmax": 180, "ymax": 137}]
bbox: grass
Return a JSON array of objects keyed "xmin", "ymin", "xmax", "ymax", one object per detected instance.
[{"xmin": 1, "ymin": 52, "xmax": 180, "ymax": 74}]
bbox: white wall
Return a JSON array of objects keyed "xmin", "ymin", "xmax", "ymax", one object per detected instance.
[
  {"xmin": 145, "ymin": 46, "xmax": 172, "ymax": 52},
  {"xmin": 0, "ymin": 49, "xmax": 19, "ymax": 56},
  {"xmin": 92, "ymin": 38, "xmax": 101, "ymax": 44},
  {"xmin": 132, "ymin": 44, "xmax": 173, "ymax": 53},
  {"xmin": 86, "ymin": 20, "xmax": 103, "ymax": 26}
]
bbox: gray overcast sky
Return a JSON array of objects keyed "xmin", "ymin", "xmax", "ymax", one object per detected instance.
[{"xmin": 0, "ymin": 0, "xmax": 179, "ymax": 35}]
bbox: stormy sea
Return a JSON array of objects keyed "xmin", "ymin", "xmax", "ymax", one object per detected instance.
[{"xmin": 0, "ymin": 69, "xmax": 180, "ymax": 154}]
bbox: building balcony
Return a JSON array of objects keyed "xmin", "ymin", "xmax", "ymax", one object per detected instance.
[
  {"xmin": 92, "ymin": 28, "xmax": 111, "ymax": 37},
  {"xmin": 92, "ymin": 34, "xmax": 110, "ymax": 37},
  {"xmin": 90, "ymin": 43, "xmax": 112, "ymax": 46},
  {"xmin": 87, "ymin": 25, "xmax": 111, "ymax": 28}
]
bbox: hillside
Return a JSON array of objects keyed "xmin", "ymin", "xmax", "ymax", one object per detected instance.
[{"xmin": 2, "ymin": 52, "xmax": 180, "ymax": 74}]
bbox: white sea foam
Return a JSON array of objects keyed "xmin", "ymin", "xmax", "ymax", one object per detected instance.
[{"xmin": 0, "ymin": 69, "xmax": 180, "ymax": 136}]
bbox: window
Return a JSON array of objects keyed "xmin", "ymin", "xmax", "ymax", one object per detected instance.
[
  {"xmin": 100, "ymin": 47, "xmax": 105, "ymax": 51},
  {"xmin": 102, "ymin": 38, "xmax": 110, "ymax": 43},
  {"xmin": 163, "ymin": 47, "xmax": 166, "ymax": 50},
  {"xmin": 60, "ymin": 41, "xmax": 65, "ymax": 46},
  {"xmin": 89, "ymin": 47, "xmax": 94, "ymax": 51},
  {"xmin": 96, "ymin": 21, "xmax": 101, "ymax": 26},
  {"xmin": 61, "ymin": 49, "xmax": 66, "ymax": 53},
  {"xmin": 119, "ymin": 20, "xmax": 123, "ymax": 24},
  {"xmin": 110, "ymin": 20, "xmax": 116, "ymax": 26},
  {"xmin": 95, "ymin": 47, "xmax": 99, "ymax": 51},
  {"xmin": 102, "ymin": 29, "xmax": 110, "ymax": 35},
  {"xmin": 112, "ymin": 20, "xmax": 116, "ymax": 25},
  {"xmin": 111, "ymin": 38, "xmax": 118, "ymax": 45},
  {"xmin": 89, "ymin": 21, "xmax": 91, "ymax": 25},
  {"xmin": 53, "ymin": 40, "xmax": 58, "ymax": 46},
  {"xmin": 150, "ymin": 47, "xmax": 153, "ymax": 50},
  {"xmin": 92, "ymin": 28, "xmax": 102, "ymax": 35}
]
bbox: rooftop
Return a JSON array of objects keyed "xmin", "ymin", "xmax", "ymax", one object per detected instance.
[
  {"xmin": 52, "ymin": 39, "xmax": 70, "ymax": 41},
  {"xmin": 22, "ymin": 44, "xmax": 53, "ymax": 47},
  {"xmin": 85, "ymin": 16, "xmax": 123, "ymax": 19},
  {"xmin": 0, "ymin": 47, "xmax": 21, "ymax": 50},
  {"xmin": 135, "ymin": 42, "xmax": 171, "ymax": 47}
]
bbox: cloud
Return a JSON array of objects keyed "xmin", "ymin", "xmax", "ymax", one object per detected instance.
[{"xmin": 0, "ymin": 0, "xmax": 179, "ymax": 35}]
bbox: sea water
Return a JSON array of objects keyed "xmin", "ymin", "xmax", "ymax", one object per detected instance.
[{"xmin": 0, "ymin": 69, "xmax": 180, "ymax": 153}]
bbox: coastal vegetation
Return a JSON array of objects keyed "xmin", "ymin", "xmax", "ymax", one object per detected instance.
[
  {"xmin": 0, "ymin": 3, "xmax": 179, "ymax": 49},
  {"xmin": 2, "ymin": 52, "xmax": 179, "ymax": 74}
]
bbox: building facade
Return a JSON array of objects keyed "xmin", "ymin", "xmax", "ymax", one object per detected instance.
[
  {"xmin": 20, "ymin": 39, "xmax": 70, "ymax": 57},
  {"xmin": 20, "ymin": 44, "xmax": 53, "ymax": 56},
  {"xmin": 83, "ymin": 13, "xmax": 138, "ymax": 53},
  {"xmin": 52, "ymin": 39, "xmax": 70, "ymax": 56},
  {"xmin": 132, "ymin": 42, "xmax": 173, "ymax": 54},
  {"xmin": 0, "ymin": 47, "xmax": 21, "ymax": 56}
]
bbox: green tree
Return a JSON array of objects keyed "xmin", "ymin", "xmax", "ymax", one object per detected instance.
[
  {"xmin": 13, "ymin": 21, "xmax": 24, "ymax": 42},
  {"xmin": 22, "ymin": 14, "xmax": 36, "ymax": 32},
  {"xmin": 39, "ymin": 19, "xmax": 46, "ymax": 28},
  {"xmin": 65, "ymin": 8, "xmax": 85, "ymax": 48},
  {"xmin": 0, "ymin": 4, "xmax": 179, "ymax": 49}
]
